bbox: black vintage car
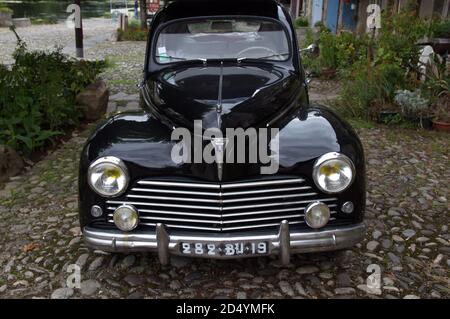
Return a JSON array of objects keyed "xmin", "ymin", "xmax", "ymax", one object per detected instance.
[{"xmin": 79, "ymin": 0, "xmax": 365, "ymax": 265}]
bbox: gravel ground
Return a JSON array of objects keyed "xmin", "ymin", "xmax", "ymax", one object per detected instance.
[
  {"xmin": 0, "ymin": 23, "xmax": 449, "ymax": 299},
  {"xmin": 0, "ymin": 18, "xmax": 117, "ymax": 65}
]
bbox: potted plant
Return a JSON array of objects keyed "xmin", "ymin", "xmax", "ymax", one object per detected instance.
[
  {"xmin": 432, "ymin": 99, "xmax": 450, "ymax": 132},
  {"xmin": 421, "ymin": 55, "xmax": 450, "ymax": 131},
  {"xmin": 394, "ymin": 89, "xmax": 433, "ymax": 128}
]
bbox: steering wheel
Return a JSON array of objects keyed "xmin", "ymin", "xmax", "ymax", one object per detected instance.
[{"xmin": 237, "ymin": 46, "xmax": 279, "ymax": 59}]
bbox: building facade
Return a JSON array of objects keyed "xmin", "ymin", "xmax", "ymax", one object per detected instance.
[{"xmin": 286, "ymin": 0, "xmax": 449, "ymax": 33}]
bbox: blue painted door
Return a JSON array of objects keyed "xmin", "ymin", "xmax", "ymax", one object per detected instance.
[
  {"xmin": 342, "ymin": 0, "xmax": 358, "ymax": 31},
  {"xmin": 326, "ymin": 0, "xmax": 340, "ymax": 34},
  {"xmin": 311, "ymin": 0, "xmax": 323, "ymax": 27}
]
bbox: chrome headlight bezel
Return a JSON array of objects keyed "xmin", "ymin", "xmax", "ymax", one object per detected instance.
[
  {"xmin": 113, "ymin": 204, "xmax": 139, "ymax": 232},
  {"xmin": 87, "ymin": 156, "xmax": 129, "ymax": 198},
  {"xmin": 312, "ymin": 152, "xmax": 356, "ymax": 194}
]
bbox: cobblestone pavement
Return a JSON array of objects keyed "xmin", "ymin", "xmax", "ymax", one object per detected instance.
[{"xmin": 0, "ymin": 30, "xmax": 449, "ymax": 299}]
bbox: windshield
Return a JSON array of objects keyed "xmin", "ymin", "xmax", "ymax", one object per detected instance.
[{"xmin": 154, "ymin": 18, "xmax": 291, "ymax": 64}]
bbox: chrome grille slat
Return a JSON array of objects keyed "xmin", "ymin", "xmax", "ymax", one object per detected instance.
[
  {"xmin": 222, "ymin": 198, "xmax": 337, "ymax": 211},
  {"xmin": 222, "ymin": 186, "xmax": 312, "ymax": 196},
  {"xmin": 127, "ymin": 194, "xmax": 221, "ymax": 203},
  {"xmin": 106, "ymin": 200, "xmax": 222, "ymax": 211},
  {"xmin": 222, "ymin": 214, "xmax": 304, "ymax": 224},
  {"xmin": 107, "ymin": 208, "xmax": 221, "ymax": 218},
  {"xmin": 222, "ymin": 192, "xmax": 319, "ymax": 203},
  {"xmin": 223, "ymin": 204, "xmax": 337, "ymax": 218},
  {"xmin": 222, "ymin": 221, "xmax": 304, "ymax": 232},
  {"xmin": 221, "ymin": 178, "xmax": 305, "ymax": 189},
  {"xmin": 107, "ymin": 205, "xmax": 338, "ymax": 219},
  {"xmin": 137, "ymin": 180, "xmax": 220, "ymax": 189},
  {"xmin": 106, "ymin": 177, "xmax": 340, "ymax": 232},
  {"xmin": 109, "ymin": 213, "xmax": 303, "ymax": 224},
  {"xmin": 131, "ymin": 188, "xmax": 220, "ymax": 197},
  {"xmin": 137, "ymin": 215, "xmax": 221, "ymax": 224}
]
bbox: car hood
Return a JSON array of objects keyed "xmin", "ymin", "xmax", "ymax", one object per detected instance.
[{"xmin": 143, "ymin": 63, "xmax": 301, "ymax": 131}]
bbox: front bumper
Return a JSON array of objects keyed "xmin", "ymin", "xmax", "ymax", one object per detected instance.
[{"xmin": 83, "ymin": 222, "xmax": 365, "ymax": 265}]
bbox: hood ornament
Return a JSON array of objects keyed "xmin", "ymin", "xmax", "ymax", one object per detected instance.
[{"xmin": 211, "ymin": 137, "xmax": 228, "ymax": 181}]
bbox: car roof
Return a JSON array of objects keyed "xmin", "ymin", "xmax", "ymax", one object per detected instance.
[{"xmin": 156, "ymin": 0, "xmax": 283, "ymax": 23}]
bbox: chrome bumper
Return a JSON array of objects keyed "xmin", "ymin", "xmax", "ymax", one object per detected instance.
[{"xmin": 83, "ymin": 222, "xmax": 365, "ymax": 266}]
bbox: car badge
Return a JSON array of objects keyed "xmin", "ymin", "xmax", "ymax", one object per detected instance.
[{"xmin": 211, "ymin": 137, "xmax": 228, "ymax": 180}]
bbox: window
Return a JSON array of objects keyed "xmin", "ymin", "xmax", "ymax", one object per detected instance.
[{"xmin": 154, "ymin": 18, "xmax": 290, "ymax": 64}]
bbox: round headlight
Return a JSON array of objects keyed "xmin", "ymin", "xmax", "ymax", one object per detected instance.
[
  {"xmin": 305, "ymin": 202, "xmax": 330, "ymax": 229},
  {"xmin": 113, "ymin": 205, "xmax": 139, "ymax": 231},
  {"xmin": 88, "ymin": 157, "xmax": 129, "ymax": 197},
  {"xmin": 313, "ymin": 153, "xmax": 355, "ymax": 194}
]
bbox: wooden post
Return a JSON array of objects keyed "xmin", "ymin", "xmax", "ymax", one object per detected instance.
[
  {"xmin": 139, "ymin": 0, "xmax": 148, "ymax": 30},
  {"xmin": 124, "ymin": 15, "xmax": 129, "ymax": 31},
  {"xmin": 75, "ymin": 0, "xmax": 84, "ymax": 58},
  {"xmin": 119, "ymin": 14, "xmax": 122, "ymax": 30},
  {"xmin": 74, "ymin": 0, "xmax": 84, "ymax": 58}
]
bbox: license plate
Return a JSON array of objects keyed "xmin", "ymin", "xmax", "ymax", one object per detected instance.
[{"xmin": 180, "ymin": 242, "xmax": 268, "ymax": 257}]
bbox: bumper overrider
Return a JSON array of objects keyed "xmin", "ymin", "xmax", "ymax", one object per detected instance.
[{"xmin": 83, "ymin": 222, "xmax": 365, "ymax": 265}]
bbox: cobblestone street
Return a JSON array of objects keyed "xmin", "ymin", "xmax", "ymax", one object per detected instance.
[{"xmin": 0, "ymin": 20, "xmax": 449, "ymax": 299}]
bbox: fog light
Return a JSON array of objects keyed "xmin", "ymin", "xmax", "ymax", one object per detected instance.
[
  {"xmin": 305, "ymin": 202, "xmax": 330, "ymax": 229},
  {"xmin": 113, "ymin": 205, "xmax": 139, "ymax": 231},
  {"xmin": 341, "ymin": 201, "xmax": 354, "ymax": 214},
  {"xmin": 91, "ymin": 205, "xmax": 103, "ymax": 217}
]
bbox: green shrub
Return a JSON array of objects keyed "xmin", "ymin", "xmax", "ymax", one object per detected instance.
[
  {"xmin": 318, "ymin": 30, "xmax": 337, "ymax": 69},
  {"xmin": 117, "ymin": 19, "xmax": 148, "ymax": 41},
  {"xmin": 0, "ymin": 40, "xmax": 105, "ymax": 155},
  {"xmin": 0, "ymin": 6, "xmax": 13, "ymax": 14},
  {"xmin": 31, "ymin": 17, "xmax": 58, "ymax": 25},
  {"xmin": 295, "ymin": 17, "xmax": 309, "ymax": 28},
  {"xmin": 431, "ymin": 19, "xmax": 450, "ymax": 38},
  {"xmin": 128, "ymin": 18, "xmax": 141, "ymax": 30},
  {"xmin": 117, "ymin": 28, "xmax": 148, "ymax": 41},
  {"xmin": 302, "ymin": 27, "xmax": 369, "ymax": 75},
  {"xmin": 332, "ymin": 8, "xmax": 428, "ymax": 120}
]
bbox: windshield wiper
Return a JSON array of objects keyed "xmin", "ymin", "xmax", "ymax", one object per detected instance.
[
  {"xmin": 237, "ymin": 53, "xmax": 290, "ymax": 63},
  {"xmin": 156, "ymin": 55, "xmax": 208, "ymax": 65}
]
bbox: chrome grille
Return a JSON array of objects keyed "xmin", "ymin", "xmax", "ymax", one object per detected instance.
[{"xmin": 106, "ymin": 177, "xmax": 338, "ymax": 232}]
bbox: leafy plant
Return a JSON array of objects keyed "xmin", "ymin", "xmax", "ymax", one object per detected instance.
[
  {"xmin": 0, "ymin": 6, "xmax": 12, "ymax": 14},
  {"xmin": 302, "ymin": 27, "xmax": 369, "ymax": 76},
  {"xmin": 394, "ymin": 90, "xmax": 430, "ymax": 118},
  {"xmin": 295, "ymin": 17, "xmax": 309, "ymax": 28},
  {"xmin": 431, "ymin": 19, "xmax": 450, "ymax": 38},
  {"xmin": 422, "ymin": 56, "xmax": 450, "ymax": 101},
  {"xmin": 117, "ymin": 28, "xmax": 148, "ymax": 41},
  {"xmin": 332, "ymin": 6, "xmax": 429, "ymax": 121},
  {"xmin": 117, "ymin": 18, "xmax": 148, "ymax": 41},
  {"xmin": 0, "ymin": 35, "xmax": 105, "ymax": 155},
  {"xmin": 31, "ymin": 17, "xmax": 58, "ymax": 25}
]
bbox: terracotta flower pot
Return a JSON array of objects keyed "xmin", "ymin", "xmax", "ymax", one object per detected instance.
[{"xmin": 432, "ymin": 120, "xmax": 450, "ymax": 132}]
